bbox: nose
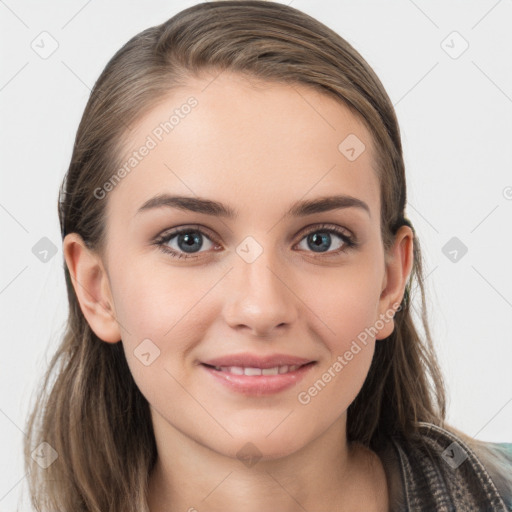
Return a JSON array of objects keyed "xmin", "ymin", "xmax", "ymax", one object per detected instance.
[{"xmin": 221, "ymin": 249, "xmax": 299, "ymax": 338}]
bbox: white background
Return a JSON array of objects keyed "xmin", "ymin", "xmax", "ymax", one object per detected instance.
[{"xmin": 1, "ymin": 1, "xmax": 511, "ymax": 510}]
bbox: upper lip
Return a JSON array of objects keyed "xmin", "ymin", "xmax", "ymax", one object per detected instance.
[{"xmin": 201, "ymin": 353, "xmax": 315, "ymax": 369}]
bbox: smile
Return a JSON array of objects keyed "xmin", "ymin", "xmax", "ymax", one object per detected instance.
[
  {"xmin": 208, "ymin": 364, "xmax": 304, "ymax": 375},
  {"xmin": 200, "ymin": 362, "xmax": 316, "ymax": 395}
]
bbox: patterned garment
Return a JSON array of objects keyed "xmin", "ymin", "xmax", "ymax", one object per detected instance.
[{"xmin": 376, "ymin": 422, "xmax": 512, "ymax": 511}]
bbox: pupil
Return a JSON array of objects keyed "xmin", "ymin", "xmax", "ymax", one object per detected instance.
[
  {"xmin": 178, "ymin": 232, "xmax": 203, "ymax": 253},
  {"xmin": 309, "ymin": 232, "xmax": 330, "ymax": 252}
]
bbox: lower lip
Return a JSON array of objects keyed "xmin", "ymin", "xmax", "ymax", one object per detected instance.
[{"xmin": 200, "ymin": 362, "xmax": 316, "ymax": 395}]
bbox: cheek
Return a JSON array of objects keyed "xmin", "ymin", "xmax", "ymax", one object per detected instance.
[
  {"xmin": 114, "ymin": 288, "xmax": 205, "ymax": 416},
  {"xmin": 109, "ymin": 265, "xmax": 241, "ymax": 456},
  {"xmin": 295, "ymin": 286, "xmax": 378, "ymax": 420},
  {"xmin": 302, "ymin": 257, "xmax": 383, "ymax": 348},
  {"xmin": 111, "ymin": 259, "xmax": 216, "ymax": 339},
  {"xmin": 293, "ymin": 258, "xmax": 383, "ymax": 407},
  {"xmin": 110, "ymin": 264, "xmax": 221, "ymax": 382}
]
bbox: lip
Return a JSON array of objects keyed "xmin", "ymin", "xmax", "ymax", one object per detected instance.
[
  {"xmin": 201, "ymin": 353, "xmax": 314, "ymax": 369},
  {"xmin": 199, "ymin": 353, "xmax": 316, "ymax": 396}
]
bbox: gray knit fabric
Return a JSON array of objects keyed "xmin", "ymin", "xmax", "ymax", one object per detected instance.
[{"xmin": 376, "ymin": 422, "xmax": 512, "ymax": 511}]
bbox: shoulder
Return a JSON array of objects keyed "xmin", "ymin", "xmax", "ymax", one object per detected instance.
[
  {"xmin": 491, "ymin": 442, "xmax": 512, "ymax": 460},
  {"xmin": 470, "ymin": 440, "xmax": 512, "ymax": 511},
  {"xmin": 387, "ymin": 422, "xmax": 512, "ymax": 511}
]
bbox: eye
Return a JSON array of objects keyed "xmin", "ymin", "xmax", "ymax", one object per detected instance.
[
  {"xmin": 295, "ymin": 223, "xmax": 356, "ymax": 255},
  {"xmin": 153, "ymin": 225, "xmax": 219, "ymax": 260},
  {"xmin": 153, "ymin": 223, "xmax": 357, "ymax": 261}
]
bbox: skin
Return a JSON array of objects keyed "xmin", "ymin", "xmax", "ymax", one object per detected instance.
[{"xmin": 64, "ymin": 71, "xmax": 413, "ymax": 512}]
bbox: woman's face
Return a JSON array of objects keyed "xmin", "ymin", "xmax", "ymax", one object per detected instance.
[{"xmin": 69, "ymin": 71, "xmax": 410, "ymax": 460}]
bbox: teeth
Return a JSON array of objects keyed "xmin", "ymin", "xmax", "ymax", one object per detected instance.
[
  {"xmin": 213, "ymin": 364, "xmax": 302, "ymax": 375},
  {"xmin": 244, "ymin": 367, "xmax": 262, "ymax": 376}
]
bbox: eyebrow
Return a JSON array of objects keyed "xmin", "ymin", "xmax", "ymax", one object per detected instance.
[{"xmin": 135, "ymin": 193, "xmax": 371, "ymax": 219}]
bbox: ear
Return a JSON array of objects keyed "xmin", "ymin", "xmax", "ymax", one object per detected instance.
[
  {"xmin": 375, "ymin": 225, "xmax": 414, "ymax": 340},
  {"xmin": 63, "ymin": 233, "xmax": 121, "ymax": 343}
]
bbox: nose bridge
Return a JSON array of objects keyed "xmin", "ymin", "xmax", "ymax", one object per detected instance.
[{"xmin": 222, "ymin": 237, "xmax": 298, "ymax": 336}]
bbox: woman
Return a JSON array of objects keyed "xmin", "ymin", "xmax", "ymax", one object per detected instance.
[{"xmin": 24, "ymin": 1, "xmax": 512, "ymax": 510}]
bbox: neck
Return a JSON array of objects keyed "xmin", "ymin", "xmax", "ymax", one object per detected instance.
[{"xmin": 147, "ymin": 410, "xmax": 389, "ymax": 512}]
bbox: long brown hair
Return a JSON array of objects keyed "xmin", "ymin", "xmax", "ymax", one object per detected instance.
[{"xmin": 24, "ymin": 1, "xmax": 454, "ymax": 510}]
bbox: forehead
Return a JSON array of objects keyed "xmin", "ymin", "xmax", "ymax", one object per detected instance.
[{"xmin": 106, "ymin": 71, "xmax": 380, "ymax": 224}]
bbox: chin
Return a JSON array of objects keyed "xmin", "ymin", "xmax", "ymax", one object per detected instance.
[{"xmin": 209, "ymin": 430, "xmax": 311, "ymax": 464}]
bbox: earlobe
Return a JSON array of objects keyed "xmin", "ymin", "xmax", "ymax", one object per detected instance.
[
  {"xmin": 63, "ymin": 233, "xmax": 121, "ymax": 343},
  {"xmin": 376, "ymin": 225, "xmax": 414, "ymax": 340}
]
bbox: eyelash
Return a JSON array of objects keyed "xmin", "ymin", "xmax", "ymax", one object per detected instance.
[{"xmin": 153, "ymin": 223, "xmax": 357, "ymax": 260}]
